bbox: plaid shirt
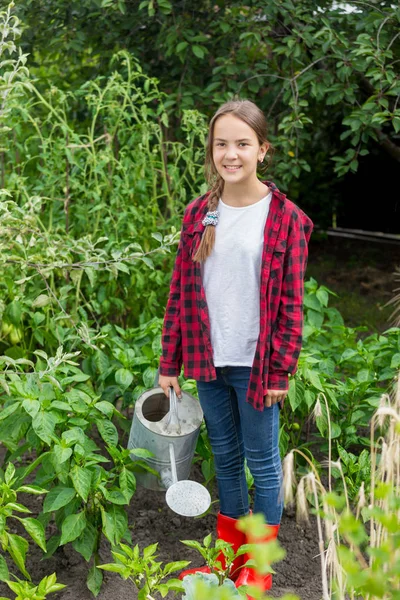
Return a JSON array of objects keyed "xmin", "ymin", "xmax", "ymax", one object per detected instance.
[{"xmin": 159, "ymin": 180, "xmax": 314, "ymax": 411}]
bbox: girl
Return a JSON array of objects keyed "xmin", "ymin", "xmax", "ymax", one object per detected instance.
[{"xmin": 158, "ymin": 99, "xmax": 313, "ymax": 595}]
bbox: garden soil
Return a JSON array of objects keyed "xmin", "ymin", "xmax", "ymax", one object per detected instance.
[{"xmin": 0, "ymin": 458, "xmax": 323, "ymax": 600}]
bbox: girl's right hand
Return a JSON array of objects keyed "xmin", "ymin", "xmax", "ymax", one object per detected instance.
[{"xmin": 158, "ymin": 375, "xmax": 182, "ymax": 400}]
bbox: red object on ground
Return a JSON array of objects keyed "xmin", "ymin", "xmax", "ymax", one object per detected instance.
[
  {"xmin": 234, "ymin": 523, "xmax": 280, "ymax": 598},
  {"xmin": 178, "ymin": 512, "xmax": 246, "ymax": 581}
]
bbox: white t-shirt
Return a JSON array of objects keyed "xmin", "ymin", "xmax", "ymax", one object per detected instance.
[{"xmin": 200, "ymin": 192, "xmax": 272, "ymax": 366}]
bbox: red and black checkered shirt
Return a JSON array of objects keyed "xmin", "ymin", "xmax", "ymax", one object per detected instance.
[{"xmin": 159, "ymin": 180, "xmax": 314, "ymax": 411}]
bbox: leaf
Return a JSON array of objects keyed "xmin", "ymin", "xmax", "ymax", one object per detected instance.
[
  {"xmin": 0, "ymin": 555, "xmax": 9, "ymax": 582},
  {"xmin": 72, "ymin": 521, "xmax": 97, "ymax": 562},
  {"xmin": 94, "ymin": 401, "xmax": 114, "ymax": 418},
  {"xmin": 96, "ymin": 419, "xmax": 118, "ymax": 447},
  {"xmin": 287, "ymin": 378, "xmax": 304, "ymax": 412},
  {"xmin": 390, "ymin": 353, "xmax": 400, "ymax": 369},
  {"xmin": 101, "ymin": 505, "xmax": 128, "ymax": 546},
  {"xmin": 18, "ymin": 517, "xmax": 47, "ymax": 552},
  {"xmin": 6, "ymin": 503, "xmax": 29, "ymax": 513},
  {"xmin": 42, "ymin": 534, "xmax": 61, "ymax": 559},
  {"xmin": 0, "ymin": 402, "xmax": 18, "ymax": 421},
  {"xmin": 306, "ymin": 369, "xmax": 325, "ymax": 392},
  {"xmin": 22, "ymin": 398, "xmax": 40, "ymax": 418},
  {"xmin": 60, "ymin": 511, "xmax": 87, "ymax": 545},
  {"xmin": 87, "ymin": 564, "xmax": 103, "ymax": 597},
  {"xmin": 32, "ymin": 294, "xmax": 51, "ymax": 308},
  {"xmin": 163, "ymin": 561, "xmax": 190, "ymax": 576},
  {"xmin": 176, "ymin": 41, "xmax": 188, "ymax": 52},
  {"xmin": 32, "ymin": 411, "xmax": 56, "ymax": 444},
  {"xmin": 316, "ymin": 289, "xmax": 329, "ymax": 307},
  {"xmin": 7, "ymin": 533, "xmax": 29, "ymax": 578},
  {"xmin": 115, "ymin": 368, "xmax": 133, "ymax": 389},
  {"xmin": 43, "ymin": 487, "xmax": 76, "ymax": 513},
  {"xmin": 70, "ymin": 466, "xmax": 92, "ymax": 502},
  {"xmin": 16, "ymin": 484, "xmax": 48, "ymax": 495},
  {"xmin": 192, "ymin": 45, "xmax": 205, "ymax": 58},
  {"xmin": 119, "ymin": 468, "xmax": 136, "ymax": 503},
  {"xmin": 128, "ymin": 447, "xmax": 154, "ymax": 459},
  {"xmin": 52, "ymin": 444, "xmax": 73, "ymax": 465}
]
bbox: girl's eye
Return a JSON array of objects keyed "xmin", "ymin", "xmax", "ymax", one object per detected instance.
[{"xmin": 215, "ymin": 142, "xmax": 248, "ymax": 147}]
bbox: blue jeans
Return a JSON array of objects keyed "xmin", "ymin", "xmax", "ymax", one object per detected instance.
[{"xmin": 196, "ymin": 366, "xmax": 283, "ymax": 525}]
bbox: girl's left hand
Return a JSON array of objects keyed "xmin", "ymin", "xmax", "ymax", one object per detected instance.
[{"xmin": 264, "ymin": 389, "xmax": 288, "ymax": 408}]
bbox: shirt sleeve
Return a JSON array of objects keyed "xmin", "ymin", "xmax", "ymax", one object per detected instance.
[
  {"xmin": 266, "ymin": 212, "xmax": 314, "ymax": 391},
  {"xmin": 158, "ymin": 224, "xmax": 185, "ymax": 377}
]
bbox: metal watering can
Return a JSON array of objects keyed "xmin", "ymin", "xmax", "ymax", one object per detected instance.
[{"xmin": 127, "ymin": 374, "xmax": 211, "ymax": 517}]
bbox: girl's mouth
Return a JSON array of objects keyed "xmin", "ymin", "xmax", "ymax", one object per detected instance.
[{"xmin": 224, "ymin": 166, "xmax": 242, "ymax": 171}]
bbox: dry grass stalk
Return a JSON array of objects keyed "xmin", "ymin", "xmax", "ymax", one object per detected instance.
[{"xmin": 284, "ymin": 371, "xmax": 400, "ymax": 599}]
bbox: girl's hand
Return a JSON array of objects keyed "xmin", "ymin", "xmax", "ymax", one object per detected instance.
[
  {"xmin": 264, "ymin": 389, "xmax": 288, "ymax": 408},
  {"xmin": 158, "ymin": 375, "xmax": 183, "ymax": 400}
]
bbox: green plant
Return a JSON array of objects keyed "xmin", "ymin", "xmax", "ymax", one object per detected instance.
[
  {"xmin": 97, "ymin": 542, "xmax": 189, "ymax": 599},
  {"xmin": 0, "ymin": 573, "xmax": 65, "ymax": 600},
  {"xmin": 0, "ymin": 463, "xmax": 47, "ymax": 580}
]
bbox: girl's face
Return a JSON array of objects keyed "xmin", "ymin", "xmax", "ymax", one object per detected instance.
[{"xmin": 212, "ymin": 114, "xmax": 268, "ymax": 184}]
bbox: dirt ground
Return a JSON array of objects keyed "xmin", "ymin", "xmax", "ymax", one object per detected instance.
[
  {"xmin": 0, "ymin": 461, "xmax": 322, "ymax": 600},
  {"xmin": 1, "ymin": 236, "xmax": 399, "ymax": 599}
]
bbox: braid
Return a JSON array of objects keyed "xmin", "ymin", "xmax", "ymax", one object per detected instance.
[{"xmin": 192, "ymin": 176, "xmax": 224, "ymax": 263}]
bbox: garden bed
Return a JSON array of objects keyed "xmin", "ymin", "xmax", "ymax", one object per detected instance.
[{"xmin": 0, "ymin": 447, "xmax": 322, "ymax": 600}]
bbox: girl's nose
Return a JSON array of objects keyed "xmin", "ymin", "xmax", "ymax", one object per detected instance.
[{"xmin": 225, "ymin": 148, "xmax": 238, "ymax": 159}]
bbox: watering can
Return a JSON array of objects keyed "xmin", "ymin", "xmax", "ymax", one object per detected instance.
[{"xmin": 127, "ymin": 372, "xmax": 211, "ymax": 517}]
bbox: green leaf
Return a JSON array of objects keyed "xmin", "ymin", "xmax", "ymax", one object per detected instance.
[
  {"xmin": 97, "ymin": 563, "xmax": 128, "ymax": 576},
  {"xmin": 176, "ymin": 41, "xmax": 188, "ymax": 53},
  {"xmin": 192, "ymin": 45, "xmax": 205, "ymax": 58},
  {"xmin": 163, "ymin": 561, "xmax": 190, "ymax": 576},
  {"xmin": 72, "ymin": 522, "xmax": 97, "ymax": 562},
  {"xmin": 288, "ymin": 378, "xmax": 304, "ymax": 412},
  {"xmin": 32, "ymin": 411, "xmax": 56, "ymax": 444},
  {"xmin": 115, "ymin": 368, "xmax": 133, "ymax": 389},
  {"xmin": 0, "ymin": 402, "xmax": 19, "ymax": 421},
  {"xmin": 70, "ymin": 466, "xmax": 92, "ymax": 502},
  {"xmin": 43, "ymin": 487, "xmax": 76, "ymax": 513},
  {"xmin": 101, "ymin": 505, "xmax": 128, "ymax": 546},
  {"xmin": 6, "ymin": 301, "xmax": 22, "ymax": 325},
  {"xmin": 0, "ymin": 555, "xmax": 9, "ymax": 582},
  {"xmin": 390, "ymin": 353, "xmax": 400, "ymax": 369},
  {"xmin": 52, "ymin": 444, "xmax": 73, "ymax": 465},
  {"xmin": 60, "ymin": 511, "xmax": 87, "ymax": 545},
  {"xmin": 94, "ymin": 401, "xmax": 114, "ymax": 418},
  {"xmin": 16, "ymin": 484, "xmax": 48, "ymax": 495},
  {"xmin": 316, "ymin": 289, "xmax": 329, "ymax": 307},
  {"xmin": 19, "ymin": 517, "xmax": 47, "ymax": 552},
  {"xmin": 7, "ymin": 533, "xmax": 29, "ymax": 578},
  {"xmin": 87, "ymin": 564, "xmax": 103, "ymax": 597},
  {"xmin": 307, "ymin": 369, "xmax": 325, "ymax": 392},
  {"xmin": 304, "ymin": 294, "xmax": 322, "ymax": 311},
  {"xmin": 42, "ymin": 534, "xmax": 61, "ymax": 559},
  {"xmin": 119, "ymin": 468, "xmax": 136, "ymax": 503},
  {"xmin": 32, "ymin": 294, "xmax": 51, "ymax": 308},
  {"xmin": 96, "ymin": 419, "xmax": 118, "ymax": 447},
  {"xmin": 307, "ymin": 309, "xmax": 324, "ymax": 329}
]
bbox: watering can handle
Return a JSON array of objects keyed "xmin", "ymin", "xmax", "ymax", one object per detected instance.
[{"xmin": 167, "ymin": 386, "xmax": 181, "ymax": 433}]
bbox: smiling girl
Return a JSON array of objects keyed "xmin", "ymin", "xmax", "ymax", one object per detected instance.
[{"xmin": 158, "ymin": 99, "xmax": 314, "ymax": 595}]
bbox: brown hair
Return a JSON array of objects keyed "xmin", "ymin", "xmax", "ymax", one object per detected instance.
[{"xmin": 192, "ymin": 98, "xmax": 273, "ymax": 263}]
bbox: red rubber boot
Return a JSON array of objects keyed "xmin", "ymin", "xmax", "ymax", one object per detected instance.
[
  {"xmin": 178, "ymin": 512, "xmax": 246, "ymax": 581},
  {"xmin": 234, "ymin": 523, "xmax": 280, "ymax": 598}
]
